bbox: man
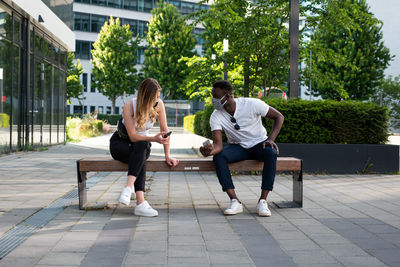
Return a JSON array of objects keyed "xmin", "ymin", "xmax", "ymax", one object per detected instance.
[{"xmin": 200, "ymin": 80, "xmax": 284, "ymax": 216}]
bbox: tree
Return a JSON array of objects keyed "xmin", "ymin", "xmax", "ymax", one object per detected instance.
[
  {"xmin": 91, "ymin": 17, "xmax": 140, "ymax": 114},
  {"xmin": 192, "ymin": 0, "xmax": 293, "ymax": 98},
  {"xmin": 180, "ymin": 42, "xmax": 245, "ymax": 101},
  {"xmin": 143, "ymin": 2, "xmax": 196, "ymax": 99},
  {"xmin": 66, "ymin": 52, "xmax": 84, "ymax": 103},
  {"xmin": 305, "ymin": 0, "xmax": 392, "ymax": 100},
  {"xmin": 371, "ymin": 75, "xmax": 400, "ymax": 129}
]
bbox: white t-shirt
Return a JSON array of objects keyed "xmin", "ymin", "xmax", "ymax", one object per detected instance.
[
  {"xmin": 210, "ymin": 97, "xmax": 270, "ymax": 149},
  {"xmin": 122, "ymin": 98, "xmax": 154, "ymax": 136}
]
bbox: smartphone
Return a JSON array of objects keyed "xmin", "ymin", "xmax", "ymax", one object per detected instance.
[
  {"xmin": 163, "ymin": 131, "xmax": 172, "ymax": 138},
  {"xmin": 202, "ymin": 140, "xmax": 211, "ymax": 146}
]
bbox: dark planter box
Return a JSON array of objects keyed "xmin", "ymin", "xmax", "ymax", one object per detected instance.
[{"xmin": 278, "ymin": 143, "xmax": 399, "ymax": 174}]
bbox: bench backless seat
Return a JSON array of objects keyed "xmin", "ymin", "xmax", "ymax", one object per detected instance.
[{"xmin": 77, "ymin": 157, "xmax": 303, "ymax": 209}]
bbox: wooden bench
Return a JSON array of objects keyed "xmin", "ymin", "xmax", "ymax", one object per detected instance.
[{"xmin": 77, "ymin": 157, "xmax": 303, "ymax": 210}]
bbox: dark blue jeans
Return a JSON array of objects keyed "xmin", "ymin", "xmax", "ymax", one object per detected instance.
[{"xmin": 213, "ymin": 141, "xmax": 277, "ymax": 192}]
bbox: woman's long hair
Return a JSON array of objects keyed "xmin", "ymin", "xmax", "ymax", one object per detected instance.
[{"xmin": 135, "ymin": 78, "xmax": 161, "ymax": 130}]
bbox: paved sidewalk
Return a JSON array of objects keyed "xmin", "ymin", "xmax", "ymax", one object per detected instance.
[{"xmin": 0, "ymin": 129, "xmax": 399, "ymax": 266}]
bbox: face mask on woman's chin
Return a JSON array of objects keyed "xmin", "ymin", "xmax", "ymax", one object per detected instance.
[
  {"xmin": 153, "ymin": 101, "xmax": 158, "ymax": 108},
  {"xmin": 212, "ymin": 94, "xmax": 227, "ymax": 110}
]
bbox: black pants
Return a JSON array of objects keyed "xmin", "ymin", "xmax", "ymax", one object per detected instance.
[{"xmin": 109, "ymin": 131, "xmax": 151, "ymax": 192}]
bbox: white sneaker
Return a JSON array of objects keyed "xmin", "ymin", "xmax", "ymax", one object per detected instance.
[
  {"xmin": 257, "ymin": 199, "xmax": 271, "ymax": 217},
  {"xmin": 118, "ymin": 186, "xmax": 132, "ymax": 205},
  {"xmin": 134, "ymin": 201, "xmax": 158, "ymax": 217},
  {"xmin": 224, "ymin": 199, "xmax": 243, "ymax": 215}
]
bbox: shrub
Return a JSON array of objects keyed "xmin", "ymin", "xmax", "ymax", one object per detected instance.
[
  {"xmin": 194, "ymin": 110, "xmax": 204, "ymax": 137},
  {"xmin": 0, "ymin": 113, "xmax": 10, "ymax": 128},
  {"xmin": 193, "ymin": 98, "xmax": 389, "ymax": 144},
  {"xmin": 66, "ymin": 114, "xmax": 105, "ymax": 142},
  {"xmin": 97, "ymin": 114, "xmax": 122, "ymax": 125},
  {"xmin": 183, "ymin": 115, "xmax": 195, "ymax": 133}
]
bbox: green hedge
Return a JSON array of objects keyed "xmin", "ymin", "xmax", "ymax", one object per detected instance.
[
  {"xmin": 97, "ymin": 114, "xmax": 122, "ymax": 125},
  {"xmin": 66, "ymin": 113, "xmax": 121, "ymax": 125},
  {"xmin": 193, "ymin": 98, "xmax": 389, "ymax": 144}
]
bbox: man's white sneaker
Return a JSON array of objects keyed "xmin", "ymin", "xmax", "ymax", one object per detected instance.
[
  {"xmin": 224, "ymin": 199, "xmax": 243, "ymax": 215},
  {"xmin": 257, "ymin": 199, "xmax": 271, "ymax": 217},
  {"xmin": 118, "ymin": 186, "xmax": 132, "ymax": 205},
  {"xmin": 134, "ymin": 201, "xmax": 158, "ymax": 217}
]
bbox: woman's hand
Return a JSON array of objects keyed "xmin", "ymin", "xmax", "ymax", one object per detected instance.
[
  {"xmin": 153, "ymin": 132, "xmax": 168, "ymax": 144},
  {"xmin": 166, "ymin": 156, "xmax": 179, "ymax": 167}
]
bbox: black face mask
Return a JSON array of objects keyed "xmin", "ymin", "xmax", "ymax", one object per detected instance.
[{"xmin": 153, "ymin": 101, "xmax": 158, "ymax": 108}]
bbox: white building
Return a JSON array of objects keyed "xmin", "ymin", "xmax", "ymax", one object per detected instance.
[{"xmin": 68, "ymin": 0, "xmax": 206, "ymax": 115}]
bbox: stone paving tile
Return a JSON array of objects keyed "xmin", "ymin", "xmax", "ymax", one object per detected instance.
[{"xmin": 1, "ymin": 132, "xmax": 400, "ymax": 267}]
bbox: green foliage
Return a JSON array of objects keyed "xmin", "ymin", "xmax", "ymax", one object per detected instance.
[
  {"xmin": 200, "ymin": 105, "xmax": 214, "ymax": 139},
  {"xmin": 97, "ymin": 114, "xmax": 122, "ymax": 125},
  {"xmin": 180, "ymin": 42, "xmax": 245, "ymax": 102},
  {"xmin": 183, "ymin": 115, "xmax": 195, "ymax": 133},
  {"xmin": 0, "ymin": 113, "xmax": 10, "ymax": 127},
  {"xmin": 371, "ymin": 75, "xmax": 400, "ymax": 129},
  {"xmin": 304, "ymin": 0, "xmax": 392, "ymax": 100},
  {"xmin": 66, "ymin": 114, "xmax": 104, "ymax": 142},
  {"xmin": 193, "ymin": 110, "xmax": 204, "ymax": 137},
  {"xmin": 193, "ymin": 0, "xmax": 291, "ymax": 97},
  {"xmin": 143, "ymin": 2, "xmax": 196, "ymax": 99},
  {"xmin": 66, "ymin": 52, "xmax": 84, "ymax": 102},
  {"xmin": 193, "ymin": 99, "xmax": 389, "ymax": 144},
  {"xmin": 91, "ymin": 17, "xmax": 141, "ymax": 113}
]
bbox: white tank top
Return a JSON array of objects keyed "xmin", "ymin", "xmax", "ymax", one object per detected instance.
[{"xmin": 122, "ymin": 98, "xmax": 154, "ymax": 136}]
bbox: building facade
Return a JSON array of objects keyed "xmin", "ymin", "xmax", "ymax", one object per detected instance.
[
  {"xmin": 0, "ymin": 0, "xmax": 74, "ymax": 153},
  {"xmin": 69, "ymin": 0, "xmax": 206, "ymax": 116}
]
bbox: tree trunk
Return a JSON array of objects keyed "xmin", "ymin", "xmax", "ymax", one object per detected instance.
[
  {"xmin": 112, "ymin": 96, "xmax": 116, "ymax": 114},
  {"xmin": 243, "ymin": 57, "xmax": 250, "ymax": 97}
]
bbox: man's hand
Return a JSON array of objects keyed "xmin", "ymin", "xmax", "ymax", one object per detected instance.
[
  {"xmin": 263, "ymin": 139, "xmax": 279, "ymax": 155},
  {"xmin": 200, "ymin": 143, "xmax": 213, "ymax": 157}
]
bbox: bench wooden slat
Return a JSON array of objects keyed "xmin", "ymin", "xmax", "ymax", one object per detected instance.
[{"xmin": 78, "ymin": 157, "xmax": 301, "ymax": 172}]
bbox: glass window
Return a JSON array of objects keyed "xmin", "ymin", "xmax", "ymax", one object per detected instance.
[
  {"xmin": 91, "ymin": 14, "xmax": 107, "ymax": 33},
  {"xmin": 123, "ymin": 0, "xmax": 138, "ymax": 10},
  {"xmin": 90, "ymin": 74, "xmax": 96, "ymax": 92},
  {"xmin": 0, "ymin": 8, "xmax": 12, "ymax": 40},
  {"xmin": 42, "ymin": 62, "xmax": 52, "ymax": 145},
  {"xmin": 66, "ymin": 105, "xmax": 70, "ymax": 114},
  {"xmin": 144, "ymin": 0, "xmax": 153, "ymax": 12},
  {"xmin": 90, "ymin": 106, "xmax": 95, "ymax": 113},
  {"xmin": 92, "ymin": 0, "xmax": 106, "ymax": 6},
  {"xmin": 0, "ymin": 39, "xmax": 12, "ymax": 153},
  {"xmin": 108, "ymin": 0, "xmax": 122, "ymax": 8},
  {"xmin": 74, "ymin": 12, "xmax": 90, "ymax": 31},
  {"xmin": 98, "ymin": 106, "xmax": 103, "ymax": 114},
  {"xmin": 181, "ymin": 2, "xmax": 194, "ymax": 15},
  {"xmin": 32, "ymin": 60, "xmax": 43, "ymax": 146},
  {"xmin": 75, "ymin": 0, "xmax": 91, "ymax": 3},
  {"xmin": 106, "ymin": 106, "xmax": 111, "ymax": 114},
  {"xmin": 83, "ymin": 105, "xmax": 88, "ymax": 114},
  {"xmin": 35, "ymin": 33, "xmax": 43, "ymax": 54},
  {"xmin": 115, "ymin": 106, "xmax": 120, "ymax": 114},
  {"xmin": 138, "ymin": 21, "xmax": 147, "ymax": 37},
  {"xmin": 44, "ymin": 40, "xmax": 52, "ymax": 59},
  {"xmin": 75, "ymin": 40, "xmax": 91, "ymax": 60},
  {"xmin": 51, "ymin": 67, "xmax": 59, "ymax": 144},
  {"xmin": 58, "ymin": 69, "xmax": 66, "ymax": 143},
  {"xmin": 73, "ymin": 105, "xmax": 83, "ymax": 114},
  {"xmin": 13, "ymin": 17, "xmax": 20, "ymax": 43},
  {"xmin": 11, "ymin": 45, "xmax": 20, "ymax": 150},
  {"xmin": 82, "ymin": 73, "xmax": 88, "ymax": 92},
  {"xmin": 137, "ymin": 47, "xmax": 145, "ymax": 64}
]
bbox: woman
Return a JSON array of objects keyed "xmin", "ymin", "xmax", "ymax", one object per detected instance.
[{"xmin": 110, "ymin": 78, "xmax": 179, "ymax": 217}]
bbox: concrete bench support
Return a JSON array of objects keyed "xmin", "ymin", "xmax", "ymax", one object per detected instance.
[{"xmin": 77, "ymin": 157, "xmax": 303, "ymax": 210}]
